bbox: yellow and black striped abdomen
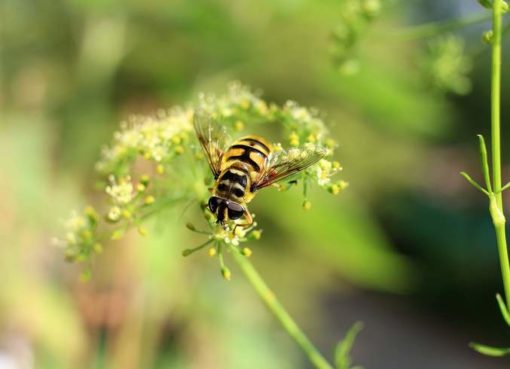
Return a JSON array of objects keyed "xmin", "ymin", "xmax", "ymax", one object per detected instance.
[
  {"xmin": 221, "ymin": 135, "xmax": 272, "ymax": 176},
  {"xmin": 214, "ymin": 135, "xmax": 272, "ymax": 204}
]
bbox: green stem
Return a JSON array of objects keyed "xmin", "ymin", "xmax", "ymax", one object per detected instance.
[
  {"xmin": 231, "ymin": 249, "xmax": 334, "ymax": 369},
  {"xmin": 395, "ymin": 11, "xmax": 492, "ymax": 41},
  {"xmin": 490, "ymin": 0, "xmax": 510, "ymax": 312}
]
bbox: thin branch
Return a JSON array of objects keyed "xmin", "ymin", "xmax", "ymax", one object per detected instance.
[{"xmin": 231, "ymin": 248, "xmax": 334, "ymax": 369}]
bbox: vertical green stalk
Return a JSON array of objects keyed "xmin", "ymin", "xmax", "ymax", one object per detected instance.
[
  {"xmin": 490, "ymin": 0, "xmax": 510, "ymax": 312},
  {"xmin": 231, "ymin": 249, "xmax": 334, "ymax": 369}
]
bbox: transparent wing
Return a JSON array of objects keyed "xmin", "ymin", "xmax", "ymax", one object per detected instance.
[
  {"xmin": 253, "ymin": 146, "xmax": 327, "ymax": 191},
  {"xmin": 193, "ymin": 110, "xmax": 228, "ymax": 178}
]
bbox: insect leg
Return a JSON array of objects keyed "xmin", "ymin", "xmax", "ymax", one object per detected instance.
[{"xmin": 232, "ymin": 210, "xmax": 254, "ymax": 235}]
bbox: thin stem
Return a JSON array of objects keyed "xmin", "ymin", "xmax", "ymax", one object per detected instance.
[
  {"xmin": 492, "ymin": 2, "xmax": 503, "ymax": 205},
  {"xmin": 231, "ymin": 249, "xmax": 334, "ymax": 369},
  {"xmin": 490, "ymin": 0, "xmax": 510, "ymax": 312},
  {"xmin": 182, "ymin": 238, "xmax": 214, "ymax": 256},
  {"xmin": 394, "ymin": 11, "xmax": 492, "ymax": 41}
]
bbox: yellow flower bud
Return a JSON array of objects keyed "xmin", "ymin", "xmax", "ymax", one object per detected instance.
[
  {"xmin": 140, "ymin": 175, "xmax": 150, "ymax": 186},
  {"xmin": 302, "ymin": 200, "xmax": 312, "ymax": 210},
  {"xmin": 362, "ymin": 0, "xmax": 381, "ymax": 19},
  {"xmin": 289, "ymin": 131, "xmax": 300, "ymax": 147},
  {"xmin": 250, "ymin": 230, "xmax": 262, "ymax": 240},
  {"xmin": 85, "ymin": 206, "xmax": 99, "ymax": 224},
  {"xmin": 156, "ymin": 164, "xmax": 165, "ymax": 174},
  {"xmin": 221, "ymin": 267, "xmax": 232, "ymax": 281},
  {"xmin": 241, "ymin": 247, "xmax": 252, "ymax": 257},
  {"xmin": 93, "ymin": 243, "xmax": 103, "ymax": 254},
  {"xmin": 329, "ymin": 184, "xmax": 341, "ymax": 195},
  {"xmin": 326, "ymin": 138, "xmax": 336, "ymax": 149},
  {"xmin": 256, "ymin": 101, "xmax": 268, "ymax": 115},
  {"xmin": 240, "ymin": 99, "xmax": 250, "ymax": 110},
  {"xmin": 80, "ymin": 229, "xmax": 92, "ymax": 240},
  {"xmin": 144, "ymin": 195, "xmax": 155, "ymax": 205},
  {"xmin": 234, "ymin": 120, "xmax": 245, "ymax": 131},
  {"xmin": 208, "ymin": 247, "xmax": 217, "ymax": 257},
  {"xmin": 137, "ymin": 226, "xmax": 148, "ymax": 236},
  {"xmin": 175, "ymin": 145, "xmax": 185, "ymax": 155},
  {"xmin": 136, "ymin": 183, "xmax": 146, "ymax": 192},
  {"xmin": 111, "ymin": 229, "xmax": 125, "ymax": 240}
]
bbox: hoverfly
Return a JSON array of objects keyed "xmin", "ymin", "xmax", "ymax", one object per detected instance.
[{"xmin": 194, "ymin": 110, "xmax": 327, "ymax": 230}]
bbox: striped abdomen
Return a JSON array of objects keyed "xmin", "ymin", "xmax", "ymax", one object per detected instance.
[{"xmin": 215, "ymin": 136, "xmax": 272, "ymax": 203}]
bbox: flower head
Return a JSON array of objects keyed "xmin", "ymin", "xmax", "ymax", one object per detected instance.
[{"xmin": 57, "ymin": 82, "xmax": 346, "ymax": 279}]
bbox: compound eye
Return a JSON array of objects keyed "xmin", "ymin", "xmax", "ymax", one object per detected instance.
[
  {"xmin": 208, "ymin": 197, "xmax": 221, "ymax": 213},
  {"xmin": 227, "ymin": 202, "xmax": 244, "ymax": 220}
]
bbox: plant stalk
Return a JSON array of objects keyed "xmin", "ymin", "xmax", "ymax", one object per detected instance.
[
  {"xmin": 490, "ymin": 0, "xmax": 510, "ymax": 312},
  {"xmin": 231, "ymin": 249, "xmax": 334, "ymax": 369}
]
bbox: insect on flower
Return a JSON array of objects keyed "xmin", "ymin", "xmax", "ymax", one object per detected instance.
[{"xmin": 194, "ymin": 109, "xmax": 327, "ymax": 231}]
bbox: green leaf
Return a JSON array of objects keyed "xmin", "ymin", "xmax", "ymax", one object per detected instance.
[
  {"xmin": 500, "ymin": 181, "xmax": 510, "ymax": 193},
  {"xmin": 470, "ymin": 342, "xmax": 510, "ymax": 357},
  {"xmin": 335, "ymin": 321, "xmax": 363, "ymax": 369},
  {"xmin": 478, "ymin": 0, "xmax": 493, "ymax": 9},
  {"xmin": 477, "ymin": 134, "xmax": 493, "ymax": 193},
  {"xmin": 496, "ymin": 294, "xmax": 510, "ymax": 327},
  {"xmin": 460, "ymin": 171, "xmax": 489, "ymax": 195}
]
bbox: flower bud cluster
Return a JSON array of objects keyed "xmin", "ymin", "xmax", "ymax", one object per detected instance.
[
  {"xmin": 96, "ymin": 107, "xmax": 194, "ymax": 175},
  {"xmin": 420, "ymin": 35, "xmax": 473, "ymax": 95},
  {"xmin": 55, "ymin": 206, "xmax": 102, "ymax": 263},
  {"xmin": 330, "ymin": 0, "xmax": 382, "ymax": 75}
]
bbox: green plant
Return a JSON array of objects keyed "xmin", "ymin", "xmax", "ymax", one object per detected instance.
[
  {"xmin": 56, "ymin": 82, "xmax": 361, "ymax": 369},
  {"xmin": 461, "ymin": 0, "xmax": 510, "ymax": 357},
  {"xmin": 332, "ymin": 0, "xmax": 510, "ymax": 358}
]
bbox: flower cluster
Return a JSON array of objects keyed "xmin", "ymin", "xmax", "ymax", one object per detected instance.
[
  {"xmin": 420, "ymin": 35, "xmax": 473, "ymax": 95},
  {"xmin": 104, "ymin": 174, "xmax": 156, "ymax": 237},
  {"xmin": 54, "ymin": 206, "xmax": 102, "ymax": 273},
  {"xmin": 96, "ymin": 107, "xmax": 194, "ymax": 175},
  {"xmin": 57, "ymin": 82, "xmax": 346, "ymax": 278},
  {"xmin": 330, "ymin": 0, "xmax": 382, "ymax": 75}
]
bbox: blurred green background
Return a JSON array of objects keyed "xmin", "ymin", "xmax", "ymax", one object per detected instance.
[{"xmin": 2, "ymin": 0, "xmax": 510, "ymax": 368}]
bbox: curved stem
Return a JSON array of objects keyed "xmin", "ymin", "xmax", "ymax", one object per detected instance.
[
  {"xmin": 231, "ymin": 249, "xmax": 334, "ymax": 369},
  {"xmin": 490, "ymin": 0, "xmax": 510, "ymax": 313}
]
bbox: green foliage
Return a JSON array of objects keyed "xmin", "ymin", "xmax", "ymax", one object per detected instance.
[
  {"xmin": 420, "ymin": 35, "xmax": 473, "ymax": 95},
  {"xmin": 335, "ymin": 322, "xmax": 363, "ymax": 369},
  {"xmin": 469, "ymin": 342, "xmax": 510, "ymax": 357},
  {"xmin": 462, "ymin": 0, "xmax": 510, "ymax": 358},
  {"xmin": 496, "ymin": 293, "xmax": 510, "ymax": 327},
  {"xmin": 330, "ymin": 0, "xmax": 382, "ymax": 75}
]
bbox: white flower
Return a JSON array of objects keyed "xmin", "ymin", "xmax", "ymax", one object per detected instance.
[
  {"xmin": 106, "ymin": 176, "xmax": 135, "ymax": 204},
  {"xmin": 316, "ymin": 159, "xmax": 333, "ymax": 186}
]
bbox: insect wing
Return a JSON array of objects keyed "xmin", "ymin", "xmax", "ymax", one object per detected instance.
[
  {"xmin": 193, "ymin": 110, "xmax": 228, "ymax": 178},
  {"xmin": 253, "ymin": 146, "xmax": 327, "ymax": 191}
]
